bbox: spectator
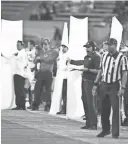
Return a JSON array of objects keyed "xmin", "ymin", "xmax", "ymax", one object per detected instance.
[
  {"xmin": 40, "ymin": 7, "xmax": 52, "ymax": 20},
  {"xmin": 30, "ymin": 9, "xmax": 39, "ymax": 20}
]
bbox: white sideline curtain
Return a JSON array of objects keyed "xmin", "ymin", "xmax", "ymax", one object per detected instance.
[
  {"xmin": 110, "ymin": 17, "xmax": 123, "ymax": 52},
  {"xmin": 1, "ymin": 20, "xmax": 23, "ymax": 110},
  {"xmin": 49, "ymin": 22, "xmax": 69, "ymax": 115},
  {"xmin": 66, "ymin": 16, "xmax": 88, "ymax": 119}
]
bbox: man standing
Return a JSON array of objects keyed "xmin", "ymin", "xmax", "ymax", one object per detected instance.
[
  {"xmin": 93, "ymin": 38, "xmax": 128, "ymax": 138},
  {"xmin": 69, "ymin": 41, "xmax": 100, "ymax": 130},
  {"xmin": 50, "ymin": 44, "xmax": 69, "ymax": 115},
  {"xmin": 24, "ymin": 40, "xmax": 37, "ymax": 109},
  {"xmin": 120, "ymin": 47, "xmax": 128, "ymax": 126},
  {"xmin": 57, "ymin": 44, "xmax": 68, "ymax": 114},
  {"xmin": 32, "ymin": 39, "xmax": 58, "ymax": 111},
  {"xmin": 12, "ymin": 41, "xmax": 28, "ymax": 110}
]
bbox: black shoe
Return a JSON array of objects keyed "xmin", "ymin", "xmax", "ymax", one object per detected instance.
[
  {"xmin": 32, "ymin": 106, "xmax": 39, "ymax": 111},
  {"xmin": 112, "ymin": 135, "xmax": 118, "ymax": 139},
  {"xmin": 12, "ymin": 107, "xmax": 25, "ymax": 110},
  {"xmin": 83, "ymin": 117, "xmax": 87, "ymax": 120},
  {"xmin": 57, "ymin": 111, "xmax": 66, "ymax": 114},
  {"xmin": 26, "ymin": 105, "xmax": 32, "ymax": 109},
  {"xmin": 81, "ymin": 125, "xmax": 90, "ymax": 129},
  {"xmin": 21, "ymin": 107, "xmax": 26, "ymax": 110},
  {"xmin": 31, "ymin": 103, "xmax": 39, "ymax": 111},
  {"xmin": 31, "ymin": 102, "xmax": 39, "ymax": 111},
  {"xmin": 44, "ymin": 106, "xmax": 50, "ymax": 112},
  {"xmin": 89, "ymin": 125, "xmax": 97, "ymax": 130},
  {"xmin": 122, "ymin": 118, "xmax": 128, "ymax": 126},
  {"xmin": 97, "ymin": 131, "xmax": 111, "ymax": 137}
]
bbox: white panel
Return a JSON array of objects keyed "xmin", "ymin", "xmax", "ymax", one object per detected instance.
[
  {"xmin": 68, "ymin": 16, "xmax": 87, "ymax": 60},
  {"xmin": 67, "ymin": 16, "xmax": 88, "ymax": 119},
  {"xmin": 1, "ymin": 20, "xmax": 23, "ymax": 56},
  {"xmin": 61, "ymin": 22, "xmax": 69, "ymax": 47},
  {"xmin": 110, "ymin": 17, "xmax": 123, "ymax": 51},
  {"xmin": 49, "ymin": 22, "xmax": 69, "ymax": 115},
  {"xmin": 1, "ymin": 20, "xmax": 23, "ymax": 110}
]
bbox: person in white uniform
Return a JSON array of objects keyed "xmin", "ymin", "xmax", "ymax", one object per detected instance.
[
  {"xmin": 49, "ymin": 44, "xmax": 69, "ymax": 115},
  {"xmin": 24, "ymin": 40, "xmax": 37, "ymax": 109}
]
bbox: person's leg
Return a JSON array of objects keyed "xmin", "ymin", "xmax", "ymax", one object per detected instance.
[
  {"xmin": 30, "ymin": 80, "xmax": 36, "ymax": 105},
  {"xmin": 19, "ymin": 76, "xmax": 26, "ymax": 109},
  {"xmin": 81, "ymin": 80, "xmax": 89, "ymax": 128},
  {"xmin": 109, "ymin": 83, "xmax": 119, "ymax": 137},
  {"xmin": 61, "ymin": 79, "xmax": 67, "ymax": 113},
  {"xmin": 33, "ymin": 79, "xmax": 42, "ymax": 109},
  {"xmin": 45, "ymin": 72, "xmax": 53, "ymax": 111},
  {"xmin": 101, "ymin": 95, "xmax": 111, "ymax": 132},
  {"xmin": 13, "ymin": 74, "xmax": 25, "ymax": 109},
  {"xmin": 13, "ymin": 74, "xmax": 20, "ymax": 108},
  {"xmin": 97, "ymin": 82, "xmax": 111, "ymax": 136},
  {"xmin": 84, "ymin": 80, "xmax": 97, "ymax": 128},
  {"xmin": 24, "ymin": 78, "xmax": 31, "ymax": 108}
]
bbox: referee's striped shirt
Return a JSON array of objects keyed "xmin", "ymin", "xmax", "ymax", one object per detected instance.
[{"xmin": 100, "ymin": 51, "xmax": 128, "ymax": 83}]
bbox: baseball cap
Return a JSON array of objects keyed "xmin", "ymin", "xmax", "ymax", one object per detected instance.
[
  {"xmin": 107, "ymin": 38, "xmax": 117, "ymax": 45},
  {"xmin": 83, "ymin": 41, "xmax": 96, "ymax": 49}
]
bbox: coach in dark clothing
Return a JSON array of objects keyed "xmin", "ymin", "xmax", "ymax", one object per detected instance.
[
  {"xmin": 69, "ymin": 41, "xmax": 100, "ymax": 130},
  {"xmin": 93, "ymin": 38, "xmax": 128, "ymax": 138}
]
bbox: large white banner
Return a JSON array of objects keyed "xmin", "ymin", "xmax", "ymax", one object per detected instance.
[
  {"xmin": 110, "ymin": 17, "xmax": 123, "ymax": 52},
  {"xmin": 67, "ymin": 16, "xmax": 88, "ymax": 119},
  {"xmin": 1, "ymin": 20, "xmax": 23, "ymax": 110},
  {"xmin": 49, "ymin": 22, "xmax": 69, "ymax": 115}
]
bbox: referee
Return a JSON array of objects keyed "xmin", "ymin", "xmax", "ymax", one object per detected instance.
[{"xmin": 92, "ymin": 38, "xmax": 128, "ymax": 138}]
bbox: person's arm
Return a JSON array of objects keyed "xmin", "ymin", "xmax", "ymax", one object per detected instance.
[
  {"xmin": 88, "ymin": 55, "xmax": 101, "ymax": 74},
  {"xmin": 121, "ymin": 71, "xmax": 128, "ymax": 89},
  {"xmin": 70, "ymin": 60, "xmax": 84, "ymax": 66},
  {"xmin": 121, "ymin": 56, "xmax": 128, "ymax": 89},
  {"xmin": 1, "ymin": 52, "xmax": 17, "ymax": 60},
  {"xmin": 34, "ymin": 50, "xmax": 41, "ymax": 63},
  {"xmin": 92, "ymin": 57, "xmax": 102, "ymax": 87},
  {"xmin": 117, "ymin": 56, "xmax": 128, "ymax": 97},
  {"xmin": 94, "ymin": 69, "xmax": 102, "ymax": 85},
  {"xmin": 92, "ymin": 69, "xmax": 102, "ymax": 96},
  {"xmin": 23, "ymin": 51, "xmax": 29, "ymax": 69}
]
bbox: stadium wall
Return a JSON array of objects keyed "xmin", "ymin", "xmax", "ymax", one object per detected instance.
[{"xmin": 23, "ymin": 21, "xmax": 128, "ymax": 48}]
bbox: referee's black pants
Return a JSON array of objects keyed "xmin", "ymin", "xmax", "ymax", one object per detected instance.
[
  {"xmin": 99, "ymin": 81, "xmax": 120, "ymax": 137},
  {"xmin": 82, "ymin": 79, "xmax": 97, "ymax": 126},
  {"xmin": 14, "ymin": 74, "xmax": 26, "ymax": 109}
]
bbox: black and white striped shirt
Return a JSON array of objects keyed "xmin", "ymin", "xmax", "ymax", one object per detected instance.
[{"xmin": 100, "ymin": 51, "xmax": 128, "ymax": 83}]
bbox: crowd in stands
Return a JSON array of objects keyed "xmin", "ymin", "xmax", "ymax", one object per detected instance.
[
  {"xmin": 29, "ymin": 1, "xmax": 94, "ymax": 21},
  {"xmin": 114, "ymin": 1, "xmax": 128, "ymax": 23}
]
